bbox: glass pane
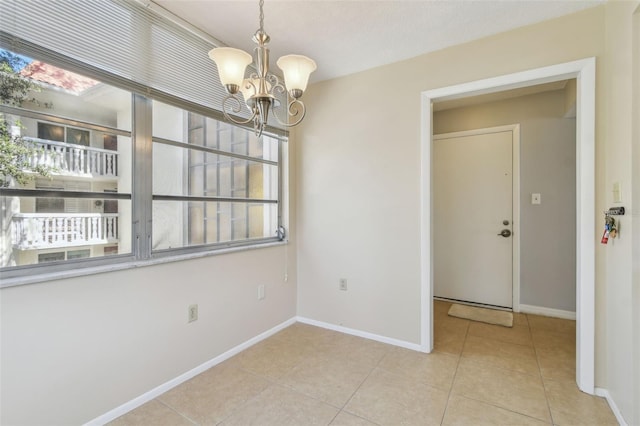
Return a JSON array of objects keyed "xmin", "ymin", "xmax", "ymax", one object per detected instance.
[
  {"xmin": 1, "ymin": 49, "xmax": 133, "ymax": 269},
  {"xmin": 1, "ymin": 196, "xmax": 131, "ymax": 267},
  {"xmin": 151, "ymin": 101, "xmax": 280, "ymax": 162},
  {"xmin": 153, "ymin": 144, "xmax": 278, "ymax": 199},
  {"xmin": 152, "ymin": 201, "xmax": 277, "ymax": 250}
]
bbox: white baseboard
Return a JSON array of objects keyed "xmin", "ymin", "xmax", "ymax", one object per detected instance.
[
  {"xmin": 85, "ymin": 317, "xmax": 297, "ymax": 426},
  {"xmin": 595, "ymin": 387, "xmax": 628, "ymax": 426},
  {"xmin": 296, "ymin": 316, "xmax": 423, "ymax": 352},
  {"xmin": 518, "ymin": 304, "xmax": 576, "ymax": 320}
]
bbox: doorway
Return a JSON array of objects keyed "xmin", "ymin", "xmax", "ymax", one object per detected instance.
[
  {"xmin": 433, "ymin": 125, "xmax": 519, "ymax": 309},
  {"xmin": 420, "ymin": 58, "xmax": 596, "ymax": 394}
]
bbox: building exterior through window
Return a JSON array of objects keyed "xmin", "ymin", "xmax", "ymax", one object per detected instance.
[{"xmin": 1, "ymin": 48, "xmax": 282, "ymax": 273}]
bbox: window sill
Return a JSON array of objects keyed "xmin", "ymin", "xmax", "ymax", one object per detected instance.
[{"xmin": 0, "ymin": 240, "xmax": 288, "ymax": 289}]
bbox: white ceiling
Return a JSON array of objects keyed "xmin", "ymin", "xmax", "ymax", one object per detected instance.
[{"xmin": 155, "ymin": 0, "xmax": 604, "ymax": 83}]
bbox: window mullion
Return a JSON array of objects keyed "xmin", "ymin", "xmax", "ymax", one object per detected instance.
[{"xmin": 132, "ymin": 94, "xmax": 153, "ymax": 259}]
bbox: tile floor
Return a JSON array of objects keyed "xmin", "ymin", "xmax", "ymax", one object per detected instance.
[{"xmin": 109, "ymin": 301, "xmax": 617, "ymax": 425}]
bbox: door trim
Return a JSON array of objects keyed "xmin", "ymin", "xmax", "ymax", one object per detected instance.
[
  {"xmin": 419, "ymin": 57, "xmax": 596, "ymax": 395},
  {"xmin": 434, "ymin": 124, "xmax": 520, "ymax": 311}
]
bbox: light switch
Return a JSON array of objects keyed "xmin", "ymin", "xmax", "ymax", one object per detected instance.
[
  {"xmin": 531, "ymin": 193, "xmax": 541, "ymax": 205},
  {"xmin": 613, "ymin": 182, "xmax": 622, "ymax": 203}
]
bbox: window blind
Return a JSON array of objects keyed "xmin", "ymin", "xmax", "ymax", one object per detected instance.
[{"xmin": 0, "ymin": 0, "xmax": 287, "ymax": 134}]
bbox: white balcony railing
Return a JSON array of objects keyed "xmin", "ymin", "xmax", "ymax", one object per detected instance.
[
  {"xmin": 11, "ymin": 213, "xmax": 118, "ymax": 250},
  {"xmin": 24, "ymin": 137, "xmax": 118, "ymax": 178}
]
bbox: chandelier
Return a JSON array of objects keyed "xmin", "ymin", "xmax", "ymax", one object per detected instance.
[{"xmin": 208, "ymin": 0, "xmax": 317, "ymax": 136}]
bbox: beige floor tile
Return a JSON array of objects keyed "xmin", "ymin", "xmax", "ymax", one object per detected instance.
[
  {"xmin": 345, "ymin": 367, "xmax": 449, "ymax": 426},
  {"xmin": 220, "ymin": 384, "xmax": 339, "ymax": 426},
  {"xmin": 273, "ymin": 323, "xmax": 340, "ymax": 349},
  {"xmin": 110, "ymin": 313, "xmax": 599, "ymax": 426},
  {"xmin": 452, "ymin": 358, "xmax": 551, "ymax": 422},
  {"xmin": 314, "ymin": 333, "xmax": 391, "ymax": 368},
  {"xmin": 442, "ymin": 395, "xmax": 549, "ymax": 426},
  {"xmin": 378, "ymin": 346, "xmax": 459, "ymax": 391},
  {"xmin": 461, "ymin": 335, "xmax": 539, "ymax": 375},
  {"xmin": 468, "ymin": 321, "xmax": 533, "ymax": 346},
  {"xmin": 527, "ymin": 314, "xmax": 576, "ymax": 334},
  {"xmin": 544, "ymin": 379, "xmax": 618, "ymax": 425},
  {"xmin": 108, "ymin": 400, "xmax": 193, "ymax": 426},
  {"xmin": 225, "ymin": 334, "xmax": 311, "ymax": 379},
  {"xmin": 536, "ymin": 345, "xmax": 575, "ymax": 382},
  {"xmin": 434, "ymin": 300, "xmax": 453, "ymax": 316},
  {"xmin": 513, "ymin": 312, "xmax": 529, "ymax": 326},
  {"xmin": 158, "ymin": 363, "xmax": 270, "ymax": 425},
  {"xmin": 434, "ymin": 316, "xmax": 469, "ymax": 355},
  {"xmin": 278, "ymin": 355, "xmax": 372, "ymax": 407},
  {"xmin": 434, "ymin": 331, "xmax": 467, "ymax": 355},
  {"xmin": 437, "ymin": 314, "xmax": 472, "ymax": 332},
  {"xmin": 531, "ymin": 328, "xmax": 576, "ymax": 351},
  {"xmin": 330, "ymin": 411, "xmax": 378, "ymax": 426}
]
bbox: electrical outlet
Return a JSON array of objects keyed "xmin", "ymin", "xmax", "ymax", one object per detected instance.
[
  {"xmin": 258, "ymin": 284, "xmax": 265, "ymax": 300},
  {"xmin": 188, "ymin": 304, "xmax": 198, "ymax": 323},
  {"xmin": 339, "ymin": 278, "xmax": 348, "ymax": 291}
]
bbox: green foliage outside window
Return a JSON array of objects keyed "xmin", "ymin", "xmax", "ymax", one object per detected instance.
[{"xmin": 0, "ymin": 49, "xmax": 54, "ymax": 187}]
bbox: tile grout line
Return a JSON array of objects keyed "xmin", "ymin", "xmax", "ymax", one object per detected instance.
[
  {"xmin": 528, "ymin": 313, "xmax": 556, "ymax": 425},
  {"xmin": 155, "ymin": 398, "xmax": 199, "ymax": 425},
  {"xmin": 438, "ymin": 316, "xmax": 470, "ymax": 425},
  {"xmin": 211, "ymin": 359, "xmax": 302, "ymax": 425},
  {"xmin": 443, "ymin": 313, "xmax": 555, "ymax": 424},
  {"xmin": 328, "ymin": 345, "xmax": 393, "ymax": 425},
  {"xmin": 233, "ymin": 330, "xmax": 390, "ymax": 425},
  {"xmin": 441, "ymin": 312, "xmax": 554, "ymax": 424}
]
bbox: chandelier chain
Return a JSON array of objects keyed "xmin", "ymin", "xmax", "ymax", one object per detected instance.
[{"xmin": 258, "ymin": 0, "xmax": 265, "ymax": 33}]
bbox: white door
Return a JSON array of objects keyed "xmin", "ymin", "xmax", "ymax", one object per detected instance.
[{"xmin": 434, "ymin": 127, "xmax": 514, "ymax": 308}]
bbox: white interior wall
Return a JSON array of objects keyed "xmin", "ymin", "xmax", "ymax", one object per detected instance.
[
  {"xmin": 632, "ymin": 7, "xmax": 640, "ymax": 424},
  {"xmin": 0, "ymin": 247, "xmax": 296, "ymax": 425},
  {"xmin": 297, "ymin": 4, "xmax": 604, "ymax": 349},
  {"xmin": 297, "ymin": 3, "xmax": 637, "ymax": 423},
  {"xmin": 2, "ymin": 2, "xmax": 639, "ymax": 425},
  {"xmin": 0, "ymin": 132, "xmax": 297, "ymax": 425},
  {"xmin": 434, "ymin": 89, "xmax": 577, "ymax": 312},
  {"xmin": 603, "ymin": 2, "xmax": 638, "ymax": 423}
]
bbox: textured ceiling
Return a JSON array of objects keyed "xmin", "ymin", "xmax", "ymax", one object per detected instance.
[{"xmin": 154, "ymin": 0, "xmax": 604, "ymax": 83}]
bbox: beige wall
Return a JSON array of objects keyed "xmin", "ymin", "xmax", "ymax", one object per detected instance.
[
  {"xmin": 602, "ymin": 1, "xmax": 638, "ymax": 423},
  {"xmin": 297, "ymin": 3, "xmax": 604, "ymax": 345},
  {"xmin": 0, "ymin": 130, "xmax": 297, "ymax": 425},
  {"xmin": 0, "ymin": 246, "xmax": 297, "ymax": 425},
  {"xmin": 434, "ymin": 89, "xmax": 577, "ymax": 312},
  {"xmin": 297, "ymin": 3, "xmax": 637, "ymax": 424},
  {"xmin": 2, "ymin": 3, "xmax": 638, "ymax": 425},
  {"xmin": 632, "ymin": 6, "xmax": 640, "ymax": 423}
]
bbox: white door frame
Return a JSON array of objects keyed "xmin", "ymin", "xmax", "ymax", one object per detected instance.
[
  {"xmin": 420, "ymin": 57, "xmax": 596, "ymax": 394},
  {"xmin": 433, "ymin": 124, "xmax": 521, "ymax": 310}
]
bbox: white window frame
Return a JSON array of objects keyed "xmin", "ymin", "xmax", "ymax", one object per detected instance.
[{"xmin": 0, "ymin": 50, "xmax": 286, "ymax": 287}]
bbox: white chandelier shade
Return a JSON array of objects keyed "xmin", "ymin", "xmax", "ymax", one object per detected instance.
[
  {"xmin": 277, "ymin": 54, "xmax": 317, "ymax": 94},
  {"xmin": 208, "ymin": 47, "xmax": 253, "ymax": 91},
  {"xmin": 208, "ymin": 0, "xmax": 316, "ymax": 136}
]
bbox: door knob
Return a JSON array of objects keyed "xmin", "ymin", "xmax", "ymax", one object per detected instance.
[{"xmin": 498, "ymin": 229, "xmax": 512, "ymax": 238}]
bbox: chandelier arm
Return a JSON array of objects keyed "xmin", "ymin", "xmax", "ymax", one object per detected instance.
[
  {"xmin": 272, "ymin": 98, "xmax": 307, "ymax": 128},
  {"xmin": 222, "ymin": 94, "xmax": 257, "ymax": 126},
  {"xmin": 210, "ymin": 0, "xmax": 314, "ymax": 132},
  {"xmin": 266, "ymin": 74, "xmax": 281, "ymax": 91}
]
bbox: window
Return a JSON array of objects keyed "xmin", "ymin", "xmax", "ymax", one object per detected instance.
[
  {"xmin": 151, "ymin": 101, "xmax": 280, "ymax": 253},
  {"xmin": 0, "ymin": 0, "xmax": 288, "ymax": 283},
  {"xmin": 0, "ymin": 48, "xmax": 285, "ymax": 281}
]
